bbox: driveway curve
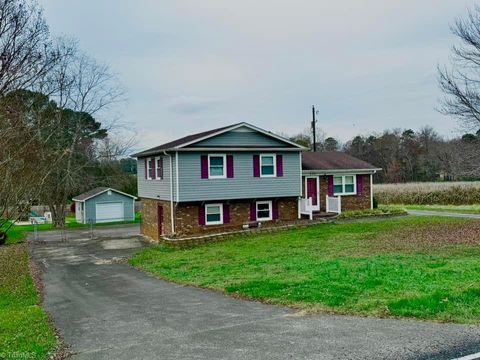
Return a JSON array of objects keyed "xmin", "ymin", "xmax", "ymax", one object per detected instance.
[{"xmin": 29, "ymin": 226, "xmax": 480, "ymax": 360}]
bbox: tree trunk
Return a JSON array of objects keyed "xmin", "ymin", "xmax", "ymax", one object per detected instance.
[{"xmin": 50, "ymin": 203, "xmax": 66, "ymax": 227}]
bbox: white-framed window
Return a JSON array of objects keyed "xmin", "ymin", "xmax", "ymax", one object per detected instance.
[
  {"xmin": 147, "ymin": 157, "xmax": 154, "ymax": 180},
  {"xmin": 256, "ymin": 200, "xmax": 272, "ymax": 221},
  {"xmin": 155, "ymin": 156, "xmax": 163, "ymax": 180},
  {"xmin": 205, "ymin": 203, "xmax": 223, "ymax": 225},
  {"xmin": 333, "ymin": 175, "xmax": 356, "ymax": 195},
  {"xmin": 260, "ymin": 154, "xmax": 276, "ymax": 177},
  {"xmin": 208, "ymin": 154, "xmax": 226, "ymax": 179}
]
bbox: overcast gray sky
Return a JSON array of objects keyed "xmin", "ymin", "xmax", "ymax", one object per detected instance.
[{"xmin": 41, "ymin": 0, "xmax": 476, "ymax": 149}]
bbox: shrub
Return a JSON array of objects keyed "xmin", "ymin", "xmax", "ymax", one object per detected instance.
[{"xmin": 337, "ymin": 208, "xmax": 407, "ymax": 219}]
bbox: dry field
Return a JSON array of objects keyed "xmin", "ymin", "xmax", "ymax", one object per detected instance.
[{"xmin": 374, "ymin": 181, "xmax": 480, "ymax": 205}]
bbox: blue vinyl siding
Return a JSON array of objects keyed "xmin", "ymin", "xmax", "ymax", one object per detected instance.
[
  {"xmin": 137, "ymin": 154, "xmax": 176, "ymax": 201},
  {"xmin": 188, "ymin": 129, "xmax": 290, "ymax": 148},
  {"xmin": 177, "ymin": 152, "xmax": 301, "ymax": 202},
  {"xmin": 84, "ymin": 191, "xmax": 134, "ymax": 223}
]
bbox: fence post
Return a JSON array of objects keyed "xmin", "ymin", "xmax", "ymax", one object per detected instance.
[
  {"xmin": 33, "ymin": 222, "xmax": 38, "ymax": 241},
  {"xmin": 61, "ymin": 225, "xmax": 67, "ymax": 242},
  {"xmin": 89, "ymin": 219, "xmax": 94, "ymax": 240}
]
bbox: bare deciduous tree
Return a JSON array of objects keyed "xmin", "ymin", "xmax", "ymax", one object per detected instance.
[
  {"xmin": 0, "ymin": 0, "xmax": 61, "ymax": 96},
  {"xmin": 439, "ymin": 6, "xmax": 480, "ymax": 132}
]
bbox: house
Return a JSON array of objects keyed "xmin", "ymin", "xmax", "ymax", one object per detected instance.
[
  {"xmin": 132, "ymin": 122, "xmax": 380, "ymax": 239},
  {"xmin": 72, "ymin": 187, "xmax": 137, "ymax": 224}
]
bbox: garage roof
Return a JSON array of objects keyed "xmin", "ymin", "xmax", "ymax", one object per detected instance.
[{"xmin": 72, "ymin": 187, "xmax": 137, "ymax": 202}]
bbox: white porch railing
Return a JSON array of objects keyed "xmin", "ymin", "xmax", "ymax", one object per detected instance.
[
  {"xmin": 298, "ymin": 197, "xmax": 314, "ymax": 220},
  {"xmin": 326, "ymin": 195, "xmax": 341, "ymax": 214}
]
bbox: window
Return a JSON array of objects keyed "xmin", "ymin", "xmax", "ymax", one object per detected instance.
[
  {"xmin": 260, "ymin": 154, "xmax": 276, "ymax": 177},
  {"xmin": 205, "ymin": 203, "xmax": 223, "ymax": 225},
  {"xmin": 256, "ymin": 200, "xmax": 272, "ymax": 221},
  {"xmin": 333, "ymin": 175, "xmax": 356, "ymax": 195},
  {"xmin": 155, "ymin": 156, "xmax": 163, "ymax": 180},
  {"xmin": 147, "ymin": 158, "xmax": 154, "ymax": 180},
  {"xmin": 208, "ymin": 154, "xmax": 226, "ymax": 179}
]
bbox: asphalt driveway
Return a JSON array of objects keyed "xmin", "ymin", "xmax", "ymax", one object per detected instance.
[{"xmin": 29, "ymin": 226, "xmax": 480, "ymax": 360}]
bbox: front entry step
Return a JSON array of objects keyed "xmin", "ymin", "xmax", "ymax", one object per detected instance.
[{"xmin": 312, "ymin": 212, "xmax": 338, "ymax": 220}]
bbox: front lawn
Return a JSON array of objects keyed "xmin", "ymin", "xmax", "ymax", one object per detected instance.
[
  {"xmin": 0, "ymin": 243, "xmax": 56, "ymax": 359},
  {"xmin": 130, "ymin": 216, "xmax": 480, "ymax": 324}
]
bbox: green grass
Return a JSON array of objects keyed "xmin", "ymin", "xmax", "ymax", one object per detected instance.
[
  {"xmin": 384, "ymin": 204, "xmax": 480, "ymax": 214},
  {"xmin": 0, "ymin": 242, "xmax": 56, "ymax": 359},
  {"xmin": 130, "ymin": 216, "xmax": 480, "ymax": 324}
]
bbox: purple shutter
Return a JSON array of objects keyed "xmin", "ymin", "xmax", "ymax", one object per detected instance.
[
  {"xmin": 356, "ymin": 174, "xmax": 363, "ymax": 196},
  {"xmin": 226, "ymin": 155, "xmax": 234, "ymax": 178},
  {"xmin": 223, "ymin": 203, "xmax": 230, "ymax": 223},
  {"xmin": 152, "ymin": 157, "xmax": 157, "ymax": 179},
  {"xmin": 253, "ymin": 155, "xmax": 260, "ymax": 177},
  {"xmin": 198, "ymin": 205, "xmax": 205, "ymax": 225},
  {"xmin": 144, "ymin": 158, "xmax": 148, "ymax": 179},
  {"xmin": 327, "ymin": 176, "xmax": 334, "ymax": 196},
  {"xmin": 250, "ymin": 202, "xmax": 257, "ymax": 221},
  {"xmin": 272, "ymin": 200, "xmax": 279, "ymax": 220},
  {"xmin": 276, "ymin": 155, "xmax": 283, "ymax": 177},
  {"xmin": 200, "ymin": 155, "xmax": 208, "ymax": 179}
]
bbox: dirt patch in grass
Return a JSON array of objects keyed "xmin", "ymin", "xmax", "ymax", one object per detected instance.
[{"xmin": 372, "ymin": 220, "xmax": 480, "ymax": 253}]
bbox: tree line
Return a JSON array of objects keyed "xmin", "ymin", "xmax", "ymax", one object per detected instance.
[{"xmin": 289, "ymin": 127, "xmax": 479, "ymax": 183}]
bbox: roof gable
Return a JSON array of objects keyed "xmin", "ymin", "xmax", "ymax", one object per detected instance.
[
  {"xmin": 72, "ymin": 187, "xmax": 137, "ymax": 202},
  {"xmin": 187, "ymin": 125, "xmax": 291, "ymax": 148},
  {"xmin": 131, "ymin": 122, "xmax": 304, "ymax": 157}
]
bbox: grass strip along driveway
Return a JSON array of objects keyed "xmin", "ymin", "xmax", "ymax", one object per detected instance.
[
  {"xmin": 131, "ymin": 216, "xmax": 480, "ymax": 324},
  {"xmin": 0, "ymin": 232, "xmax": 56, "ymax": 359}
]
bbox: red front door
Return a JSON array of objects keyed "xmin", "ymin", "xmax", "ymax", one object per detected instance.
[
  {"xmin": 157, "ymin": 205, "xmax": 163, "ymax": 237},
  {"xmin": 307, "ymin": 177, "xmax": 318, "ymax": 206}
]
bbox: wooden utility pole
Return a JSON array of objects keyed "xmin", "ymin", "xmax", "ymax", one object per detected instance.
[{"xmin": 312, "ymin": 105, "xmax": 317, "ymax": 152}]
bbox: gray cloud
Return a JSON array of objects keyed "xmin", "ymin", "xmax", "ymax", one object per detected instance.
[{"xmin": 41, "ymin": 0, "xmax": 477, "ymax": 149}]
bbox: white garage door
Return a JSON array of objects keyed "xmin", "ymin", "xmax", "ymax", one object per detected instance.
[{"xmin": 95, "ymin": 202, "xmax": 124, "ymax": 223}]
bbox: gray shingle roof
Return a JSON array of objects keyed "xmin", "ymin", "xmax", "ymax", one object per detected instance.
[
  {"xmin": 302, "ymin": 151, "xmax": 378, "ymax": 171},
  {"xmin": 131, "ymin": 123, "xmax": 241, "ymax": 157},
  {"xmin": 72, "ymin": 187, "xmax": 137, "ymax": 201},
  {"xmin": 73, "ymin": 187, "xmax": 109, "ymax": 201}
]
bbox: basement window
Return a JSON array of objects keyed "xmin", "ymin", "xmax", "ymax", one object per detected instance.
[
  {"xmin": 205, "ymin": 203, "xmax": 223, "ymax": 225},
  {"xmin": 256, "ymin": 200, "xmax": 272, "ymax": 221}
]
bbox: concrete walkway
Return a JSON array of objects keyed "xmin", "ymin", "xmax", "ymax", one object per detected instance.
[
  {"xmin": 29, "ymin": 228, "xmax": 480, "ymax": 360},
  {"xmin": 407, "ymin": 210, "xmax": 480, "ymax": 219}
]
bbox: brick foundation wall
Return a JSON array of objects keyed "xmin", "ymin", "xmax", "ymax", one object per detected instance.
[
  {"xmin": 175, "ymin": 197, "xmax": 298, "ymax": 237},
  {"xmin": 140, "ymin": 198, "xmax": 172, "ymax": 240}
]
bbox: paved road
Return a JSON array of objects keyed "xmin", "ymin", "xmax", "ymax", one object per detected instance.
[
  {"xmin": 407, "ymin": 210, "xmax": 480, "ymax": 219},
  {"xmin": 29, "ymin": 227, "xmax": 480, "ymax": 360}
]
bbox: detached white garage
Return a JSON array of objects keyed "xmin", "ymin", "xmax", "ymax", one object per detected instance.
[{"xmin": 72, "ymin": 187, "xmax": 137, "ymax": 224}]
